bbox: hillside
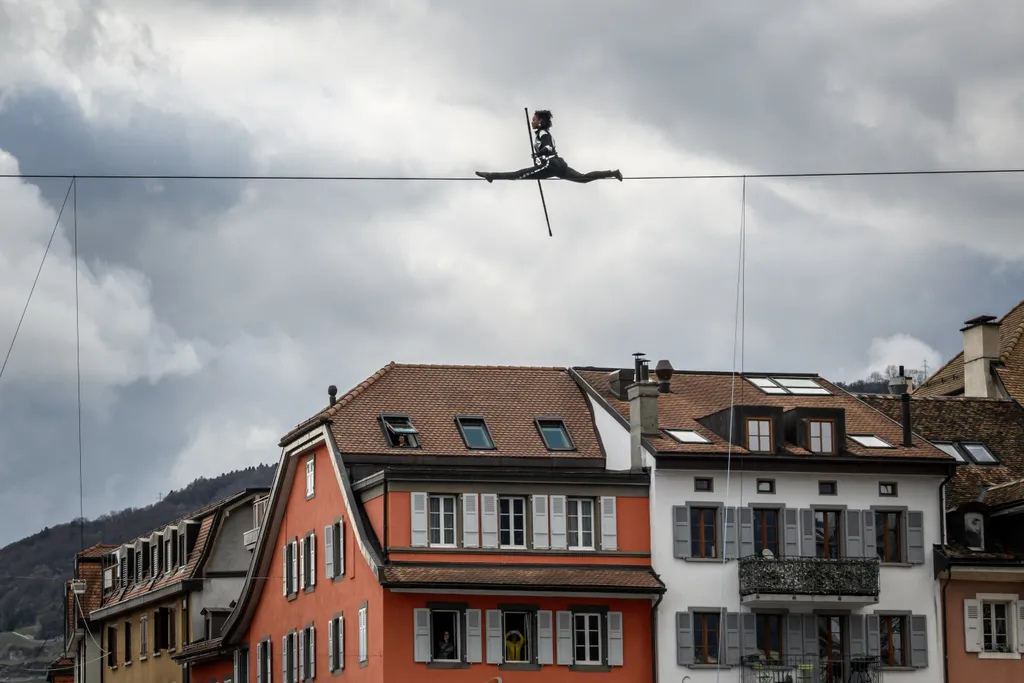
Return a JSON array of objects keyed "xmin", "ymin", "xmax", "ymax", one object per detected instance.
[{"xmin": 0, "ymin": 464, "xmax": 275, "ymax": 640}]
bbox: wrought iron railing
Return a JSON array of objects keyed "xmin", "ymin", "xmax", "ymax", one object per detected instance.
[
  {"xmin": 740, "ymin": 655, "xmax": 881, "ymax": 683},
  {"xmin": 738, "ymin": 555, "xmax": 880, "ymax": 597}
]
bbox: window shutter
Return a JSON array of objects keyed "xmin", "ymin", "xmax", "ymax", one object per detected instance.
[
  {"xmin": 740, "ymin": 613, "xmax": 757, "ymax": 658},
  {"xmin": 849, "ymin": 614, "xmax": 866, "ymax": 657},
  {"xmin": 600, "ymin": 496, "xmax": 618, "ymax": 551},
  {"xmin": 298, "ymin": 538, "xmax": 305, "ymax": 590},
  {"xmin": 337, "ymin": 521, "xmax": 345, "ymax": 576},
  {"xmin": 359, "ymin": 608, "xmax": 367, "ymax": 663},
  {"xmin": 799, "ymin": 508, "xmax": 816, "ymax": 556},
  {"xmin": 410, "ymin": 493, "xmax": 428, "ymax": 547},
  {"xmin": 291, "ymin": 633, "xmax": 298, "ymax": 683},
  {"xmin": 169, "ymin": 608, "xmax": 176, "ymax": 649},
  {"xmin": 234, "ymin": 649, "xmax": 240, "ymax": 683},
  {"xmin": 485, "ymin": 609, "xmax": 502, "ymax": 664},
  {"xmin": 462, "ymin": 494, "xmax": 479, "ymax": 548},
  {"xmin": 537, "ymin": 610, "xmax": 554, "ymax": 665},
  {"xmin": 299, "ymin": 630, "xmax": 305, "ymax": 681},
  {"xmin": 845, "ymin": 509, "xmax": 864, "ymax": 558},
  {"xmin": 738, "ymin": 507, "xmax": 754, "ymax": 558},
  {"xmin": 673, "ymin": 505, "xmax": 690, "ymax": 558},
  {"xmin": 909, "ymin": 615, "xmax": 928, "ymax": 668},
  {"xmin": 291, "ymin": 541, "xmax": 299, "ymax": 593},
  {"xmin": 676, "ymin": 612, "xmax": 693, "ymax": 665},
  {"xmin": 801, "ymin": 614, "xmax": 816, "ymax": 661},
  {"xmin": 724, "ymin": 612, "xmax": 740, "ymax": 665},
  {"xmin": 607, "ymin": 612, "xmax": 623, "ymax": 666},
  {"xmin": 282, "ymin": 545, "xmax": 288, "ymax": 596},
  {"xmin": 413, "ymin": 609, "xmax": 430, "ymax": 663},
  {"xmin": 555, "ymin": 611, "xmax": 572, "ymax": 665},
  {"xmin": 338, "ymin": 615, "xmax": 345, "ymax": 669},
  {"xmin": 266, "ymin": 639, "xmax": 272, "ymax": 683},
  {"xmin": 480, "ymin": 494, "xmax": 499, "ymax": 549},
  {"xmin": 310, "ymin": 534, "xmax": 316, "ymax": 586},
  {"xmin": 1017, "ymin": 601, "xmax": 1024, "ymax": 654},
  {"xmin": 785, "ymin": 615, "xmax": 804, "ymax": 656},
  {"xmin": 724, "ymin": 507, "xmax": 738, "ymax": 559},
  {"xmin": 328, "ymin": 620, "xmax": 335, "ymax": 671},
  {"xmin": 465, "ymin": 609, "xmax": 482, "ymax": 663},
  {"xmin": 866, "ymin": 615, "xmax": 880, "ymax": 658},
  {"xmin": 549, "ymin": 495, "xmax": 567, "ymax": 550},
  {"xmin": 532, "ymin": 495, "xmax": 549, "ymax": 549},
  {"xmin": 324, "ymin": 526, "xmax": 334, "ymax": 579},
  {"xmin": 256, "ymin": 643, "xmax": 263, "ymax": 683},
  {"xmin": 310, "ymin": 626, "xmax": 316, "ymax": 678},
  {"xmin": 783, "ymin": 508, "xmax": 800, "ymax": 556},
  {"xmin": 281, "ymin": 637, "xmax": 287, "ymax": 683},
  {"xmin": 862, "ymin": 510, "xmax": 877, "ymax": 558},
  {"xmin": 906, "ymin": 511, "xmax": 925, "ymax": 564}
]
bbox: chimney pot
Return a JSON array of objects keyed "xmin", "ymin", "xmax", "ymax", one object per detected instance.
[
  {"xmin": 328, "ymin": 385, "xmax": 338, "ymax": 406},
  {"xmin": 655, "ymin": 360, "xmax": 674, "ymax": 393}
]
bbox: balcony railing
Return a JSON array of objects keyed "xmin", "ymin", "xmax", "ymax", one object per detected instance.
[
  {"xmin": 741, "ymin": 655, "xmax": 881, "ymax": 683},
  {"xmin": 243, "ymin": 527, "xmax": 260, "ymax": 549},
  {"xmin": 738, "ymin": 556, "xmax": 880, "ymax": 599}
]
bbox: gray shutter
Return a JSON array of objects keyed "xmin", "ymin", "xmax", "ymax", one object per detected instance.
[
  {"xmin": 281, "ymin": 637, "xmax": 287, "ymax": 683},
  {"xmin": 907, "ymin": 511, "xmax": 925, "ymax": 564},
  {"xmin": 290, "ymin": 541, "xmax": 298, "ymax": 593},
  {"xmin": 555, "ymin": 611, "xmax": 572, "ymax": 665},
  {"xmin": 328, "ymin": 620, "xmax": 335, "ymax": 671},
  {"xmin": 298, "ymin": 630, "xmax": 305, "ymax": 681},
  {"xmin": 549, "ymin": 495, "xmax": 567, "ymax": 550},
  {"xmin": 786, "ymin": 615, "xmax": 804, "ymax": 657},
  {"xmin": 310, "ymin": 626, "xmax": 316, "ymax": 679},
  {"xmin": 862, "ymin": 510, "xmax": 877, "ymax": 559},
  {"xmin": 298, "ymin": 538, "xmax": 305, "ymax": 590},
  {"xmin": 800, "ymin": 509, "xmax": 815, "ymax": 556},
  {"xmin": 481, "ymin": 494, "xmax": 499, "ymax": 549},
  {"xmin": 324, "ymin": 525, "xmax": 334, "ymax": 579},
  {"xmin": 600, "ymin": 496, "xmax": 618, "ymax": 551},
  {"xmin": 741, "ymin": 613, "xmax": 757, "ymax": 658},
  {"xmin": 724, "ymin": 507, "xmax": 738, "ymax": 559},
  {"xmin": 465, "ymin": 609, "xmax": 482, "ymax": 663},
  {"xmin": 485, "ymin": 610, "xmax": 502, "ymax": 664},
  {"xmin": 673, "ymin": 505, "xmax": 691, "ymax": 558},
  {"xmin": 256, "ymin": 643, "xmax": 263, "ymax": 683},
  {"xmin": 910, "ymin": 615, "xmax": 928, "ymax": 668},
  {"xmin": 282, "ymin": 546, "xmax": 288, "ymax": 596},
  {"xmin": 801, "ymin": 615, "xmax": 816, "ymax": 663},
  {"xmin": 783, "ymin": 508, "xmax": 800, "ymax": 556},
  {"xmin": 413, "ymin": 609, "xmax": 430, "ymax": 663},
  {"xmin": 309, "ymin": 533, "xmax": 316, "ymax": 586},
  {"xmin": 337, "ymin": 521, "xmax": 345, "ymax": 576},
  {"xmin": 676, "ymin": 612, "xmax": 693, "ymax": 665},
  {"xmin": 845, "ymin": 509, "xmax": 863, "ymax": 558},
  {"xmin": 337, "ymin": 615, "xmax": 344, "ymax": 669},
  {"xmin": 292, "ymin": 633, "xmax": 298, "ymax": 683},
  {"xmin": 462, "ymin": 494, "xmax": 479, "ymax": 548},
  {"xmin": 738, "ymin": 507, "xmax": 754, "ymax": 558},
  {"xmin": 849, "ymin": 614, "xmax": 866, "ymax": 657},
  {"xmin": 537, "ymin": 611, "xmax": 554, "ymax": 665},
  {"xmin": 234, "ymin": 649, "xmax": 240, "ymax": 683},
  {"xmin": 725, "ymin": 612, "xmax": 740, "ymax": 666},
  {"xmin": 532, "ymin": 495, "xmax": 549, "ymax": 549},
  {"xmin": 607, "ymin": 612, "xmax": 623, "ymax": 666},
  {"xmin": 410, "ymin": 492, "xmax": 428, "ymax": 547},
  {"xmin": 866, "ymin": 615, "xmax": 880, "ymax": 658}
]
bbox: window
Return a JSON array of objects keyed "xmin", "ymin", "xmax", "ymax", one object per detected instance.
[
  {"xmin": 573, "ymin": 613, "xmax": 602, "ymax": 665},
  {"xmin": 306, "ymin": 456, "xmax": 315, "ymax": 498},
  {"xmin": 178, "ymin": 533, "xmax": 186, "ymax": 566},
  {"xmin": 694, "ymin": 477, "xmax": 713, "ymax": 492},
  {"xmin": 430, "ymin": 610, "xmax": 461, "ymax": 661},
  {"xmin": 934, "ymin": 442, "xmax": 966, "ymax": 462},
  {"xmin": 236, "ymin": 646, "xmax": 250, "ymax": 683},
  {"xmin": 328, "ymin": 615, "xmax": 344, "ymax": 672},
  {"xmin": 818, "ymin": 481, "xmax": 837, "ymax": 495},
  {"xmin": 746, "ymin": 419, "xmax": 772, "ymax": 452},
  {"xmin": 124, "ymin": 621, "xmax": 132, "ymax": 664},
  {"xmin": 756, "ymin": 614, "xmax": 783, "ymax": 662},
  {"xmin": 879, "ymin": 482, "xmax": 898, "ymax": 497},
  {"xmin": 164, "ymin": 538, "xmax": 172, "ymax": 572},
  {"xmin": 876, "ymin": 511, "xmax": 903, "ymax": 562},
  {"xmin": 815, "ymin": 510, "xmax": 841, "ymax": 558},
  {"xmin": 107, "ymin": 626, "xmax": 117, "ymax": 667},
  {"xmin": 690, "ymin": 508, "xmax": 718, "ymax": 558},
  {"xmin": 499, "ymin": 497, "xmax": 526, "ymax": 548},
  {"xmin": 809, "ymin": 420, "xmax": 834, "ymax": 454},
  {"xmin": 140, "ymin": 615, "xmax": 148, "ymax": 657},
  {"xmin": 254, "ymin": 497, "xmax": 268, "ymax": 529},
  {"xmin": 503, "ymin": 611, "xmax": 532, "ymax": 663},
  {"xmin": 358, "ymin": 605, "xmax": 368, "ymax": 664},
  {"xmin": 303, "ymin": 531, "xmax": 316, "ymax": 590},
  {"xmin": 747, "ymin": 376, "xmax": 831, "ymax": 395},
  {"xmin": 982, "ymin": 600, "xmax": 1013, "ymax": 653},
  {"xmin": 693, "ymin": 612, "xmax": 720, "ymax": 664},
  {"xmin": 136, "ymin": 548, "xmax": 143, "ymax": 583},
  {"xmin": 756, "ymin": 479, "xmax": 775, "ymax": 494},
  {"xmin": 567, "ymin": 498, "xmax": 594, "ymax": 549},
  {"xmin": 327, "ymin": 519, "xmax": 344, "ymax": 579},
  {"xmin": 879, "ymin": 615, "xmax": 907, "ymax": 666},
  {"xmin": 964, "ymin": 512, "xmax": 984, "ymax": 551},
  {"xmin": 537, "ymin": 418, "xmax": 574, "ymax": 450},
  {"xmin": 301, "ymin": 625, "xmax": 315, "ymax": 680},
  {"xmin": 428, "ymin": 495, "xmax": 457, "ymax": 546},
  {"xmin": 753, "ymin": 508, "xmax": 779, "ymax": 555},
  {"xmin": 151, "ymin": 544, "xmax": 159, "ymax": 577},
  {"xmin": 666, "ymin": 429, "xmax": 711, "ymax": 444},
  {"xmin": 382, "ymin": 414, "xmax": 419, "ymax": 448},
  {"xmin": 962, "ymin": 443, "xmax": 998, "ymax": 464},
  {"xmin": 456, "ymin": 417, "xmax": 494, "ymax": 449},
  {"xmin": 849, "ymin": 434, "xmax": 893, "ymax": 448}
]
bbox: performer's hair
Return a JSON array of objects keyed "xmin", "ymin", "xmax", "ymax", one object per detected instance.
[{"xmin": 534, "ymin": 110, "xmax": 553, "ymax": 129}]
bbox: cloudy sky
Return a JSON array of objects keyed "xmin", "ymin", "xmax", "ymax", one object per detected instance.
[{"xmin": 2, "ymin": 0, "xmax": 1024, "ymax": 545}]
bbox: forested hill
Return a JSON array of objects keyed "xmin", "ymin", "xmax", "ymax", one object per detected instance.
[{"xmin": 0, "ymin": 464, "xmax": 275, "ymax": 638}]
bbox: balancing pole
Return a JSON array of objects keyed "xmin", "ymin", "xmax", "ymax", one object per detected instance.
[{"xmin": 524, "ymin": 107, "xmax": 553, "ymax": 237}]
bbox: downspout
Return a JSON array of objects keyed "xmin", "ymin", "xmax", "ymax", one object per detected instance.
[
  {"xmin": 650, "ymin": 593, "xmax": 663, "ymax": 683},
  {"xmin": 942, "ymin": 567, "xmax": 952, "ymax": 683}
]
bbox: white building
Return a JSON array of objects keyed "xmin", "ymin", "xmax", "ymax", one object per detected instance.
[{"xmin": 572, "ymin": 358, "xmax": 956, "ymax": 683}]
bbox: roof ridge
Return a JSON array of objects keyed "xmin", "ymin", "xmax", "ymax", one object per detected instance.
[
  {"xmin": 984, "ymin": 476, "xmax": 1024, "ymax": 492},
  {"xmin": 321, "ymin": 361, "xmax": 397, "ymax": 419},
  {"xmin": 394, "ymin": 363, "xmax": 566, "ymax": 371},
  {"xmin": 999, "ymin": 301, "xmax": 1024, "ymax": 363}
]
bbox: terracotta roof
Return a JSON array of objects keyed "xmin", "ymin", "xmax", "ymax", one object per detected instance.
[
  {"xmin": 858, "ymin": 394, "xmax": 1024, "ymax": 507},
  {"xmin": 281, "ymin": 363, "xmax": 605, "ymax": 460},
  {"xmin": 380, "ymin": 563, "xmax": 665, "ymax": 593},
  {"xmin": 980, "ymin": 477, "xmax": 1024, "ymax": 508},
  {"xmin": 575, "ymin": 368, "xmax": 952, "ymax": 461},
  {"xmin": 77, "ymin": 543, "xmax": 117, "ymax": 559},
  {"xmin": 914, "ymin": 300, "xmax": 1024, "ymax": 399},
  {"xmin": 172, "ymin": 637, "xmax": 225, "ymax": 664}
]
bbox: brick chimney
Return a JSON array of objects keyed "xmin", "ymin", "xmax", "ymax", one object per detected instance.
[
  {"xmin": 628, "ymin": 353, "xmax": 660, "ymax": 469},
  {"xmin": 961, "ymin": 315, "xmax": 1000, "ymax": 398}
]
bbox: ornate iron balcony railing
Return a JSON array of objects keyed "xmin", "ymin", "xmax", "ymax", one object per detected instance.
[
  {"xmin": 738, "ymin": 555, "xmax": 880, "ymax": 597},
  {"xmin": 741, "ymin": 655, "xmax": 881, "ymax": 683}
]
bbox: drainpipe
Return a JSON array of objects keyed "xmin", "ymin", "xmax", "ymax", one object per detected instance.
[
  {"xmin": 650, "ymin": 593, "xmax": 663, "ymax": 683},
  {"xmin": 942, "ymin": 567, "xmax": 952, "ymax": 683}
]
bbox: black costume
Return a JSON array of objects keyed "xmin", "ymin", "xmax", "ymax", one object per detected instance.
[{"xmin": 477, "ymin": 127, "xmax": 622, "ymax": 183}]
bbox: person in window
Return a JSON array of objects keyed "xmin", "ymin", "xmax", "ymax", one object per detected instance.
[
  {"xmin": 436, "ymin": 630, "xmax": 455, "ymax": 660},
  {"xmin": 476, "ymin": 110, "xmax": 623, "ymax": 183}
]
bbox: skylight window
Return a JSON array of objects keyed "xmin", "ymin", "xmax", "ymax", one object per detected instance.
[
  {"xmin": 848, "ymin": 434, "xmax": 894, "ymax": 448},
  {"xmin": 962, "ymin": 443, "xmax": 998, "ymax": 464},
  {"xmin": 934, "ymin": 442, "xmax": 966, "ymax": 462},
  {"xmin": 382, "ymin": 414, "xmax": 419, "ymax": 448},
  {"xmin": 748, "ymin": 377, "xmax": 788, "ymax": 394},
  {"xmin": 537, "ymin": 419, "xmax": 574, "ymax": 450},
  {"xmin": 456, "ymin": 416, "xmax": 494, "ymax": 450},
  {"xmin": 746, "ymin": 376, "xmax": 832, "ymax": 396},
  {"xmin": 666, "ymin": 429, "xmax": 712, "ymax": 444}
]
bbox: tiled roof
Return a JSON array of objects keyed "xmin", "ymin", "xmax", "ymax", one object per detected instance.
[
  {"xmin": 380, "ymin": 563, "xmax": 665, "ymax": 593},
  {"xmin": 171, "ymin": 637, "xmax": 225, "ymax": 664},
  {"xmin": 575, "ymin": 368, "xmax": 952, "ymax": 461},
  {"xmin": 914, "ymin": 300, "xmax": 1024, "ymax": 399},
  {"xmin": 858, "ymin": 394, "xmax": 1024, "ymax": 508},
  {"xmin": 77, "ymin": 543, "xmax": 117, "ymax": 559},
  {"xmin": 980, "ymin": 477, "xmax": 1024, "ymax": 508},
  {"xmin": 281, "ymin": 363, "xmax": 605, "ymax": 460}
]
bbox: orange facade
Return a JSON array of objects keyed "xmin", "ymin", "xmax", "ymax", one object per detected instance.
[
  {"xmin": 191, "ymin": 657, "xmax": 234, "ymax": 683},
  {"xmin": 945, "ymin": 578, "xmax": 1024, "ymax": 683}
]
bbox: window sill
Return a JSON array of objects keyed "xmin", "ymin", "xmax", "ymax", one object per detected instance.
[
  {"xmin": 287, "ymin": 592, "xmax": 298, "ymax": 602},
  {"xmin": 881, "ymin": 562, "xmax": 913, "ymax": 568},
  {"xmin": 139, "ymin": 656, "xmax": 147, "ymax": 662},
  {"xmin": 570, "ymin": 664, "xmax": 611, "ymax": 672},
  {"xmin": 686, "ymin": 663, "xmax": 732, "ymax": 669},
  {"xmin": 304, "ymin": 585, "xmax": 315, "ymax": 595},
  {"xmin": 499, "ymin": 662, "xmax": 541, "ymax": 671},
  {"xmin": 568, "ymin": 547, "xmax": 596, "ymax": 552},
  {"xmin": 153, "ymin": 652, "xmax": 161, "ymax": 658},
  {"xmin": 124, "ymin": 661, "xmax": 132, "ymax": 667},
  {"xmin": 685, "ymin": 557, "xmax": 730, "ymax": 563},
  {"xmin": 979, "ymin": 651, "xmax": 1021, "ymax": 660},
  {"xmin": 426, "ymin": 661, "xmax": 468, "ymax": 669},
  {"xmin": 359, "ymin": 658, "xmax": 369, "ymax": 669}
]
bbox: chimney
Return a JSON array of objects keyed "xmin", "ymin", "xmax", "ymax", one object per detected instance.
[
  {"xmin": 654, "ymin": 360, "xmax": 674, "ymax": 393},
  {"xmin": 961, "ymin": 315, "xmax": 1000, "ymax": 398},
  {"xmin": 628, "ymin": 353, "xmax": 659, "ymax": 469},
  {"xmin": 328, "ymin": 385, "xmax": 338, "ymax": 406},
  {"xmin": 888, "ymin": 366, "xmax": 913, "ymax": 447}
]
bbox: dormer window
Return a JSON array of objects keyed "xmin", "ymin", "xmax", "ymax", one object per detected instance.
[
  {"xmin": 536, "ymin": 418, "xmax": 574, "ymax": 450},
  {"xmin": 381, "ymin": 414, "xmax": 420, "ymax": 448},
  {"xmin": 746, "ymin": 418, "xmax": 772, "ymax": 452},
  {"xmin": 808, "ymin": 420, "xmax": 834, "ymax": 454},
  {"xmin": 965, "ymin": 512, "xmax": 984, "ymax": 551},
  {"xmin": 456, "ymin": 416, "xmax": 494, "ymax": 450}
]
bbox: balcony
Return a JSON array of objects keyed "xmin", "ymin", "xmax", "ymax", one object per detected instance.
[
  {"xmin": 738, "ymin": 555, "xmax": 879, "ymax": 607},
  {"xmin": 741, "ymin": 655, "xmax": 881, "ymax": 683},
  {"xmin": 244, "ymin": 495, "xmax": 269, "ymax": 551},
  {"xmin": 243, "ymin": 527, "xmax": 260, "ymax": 550}
]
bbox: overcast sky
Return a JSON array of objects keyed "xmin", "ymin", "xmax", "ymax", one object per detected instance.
[{"xmin": 2, "ymin": 0, "xmax": 1024, "ymax": 546}]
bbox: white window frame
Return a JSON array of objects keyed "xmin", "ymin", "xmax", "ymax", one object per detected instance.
[
  {"xmin": 977, "ymin": 594, "xmax": 1020, "ymax": 659},
  {"xmin": 809, "ymin": 419, "xmax": 834, "ymax": 454},
  {"xmin": 498, "ymin": 496, "xmax": 527, "ymax": 549},
  {"xmin": 502, "ymin": 611, "xmax": 532, "ymax": 663},
  {"xmin": 305, "ymin": 456, "xmax": 315, "ymax": 498},
  {"xmin": 747, "ymin": 418, "xmax": 771, "ymax": 452},
  {"xmin": 428, "ymin": 494, "xmax": 457, "ymax": 547},
  {"xmin": 358, "ymin": 606, "xmax": 368, "ymax": 664},
  {"xmin": 429, "ymin": 609, "xmax": 462, "ymax": 662},
  {"xmin": 566, "ymin": 498, "xmax": 594, "ymax": 550},
  {"xmin": 572, "ymin": 612, "xmax": 603, "ymax": 665}
]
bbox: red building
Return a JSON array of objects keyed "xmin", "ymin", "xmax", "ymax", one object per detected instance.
[{"xmin": 220, "ymin": 363, "xmax": 664, "ymax": 682}]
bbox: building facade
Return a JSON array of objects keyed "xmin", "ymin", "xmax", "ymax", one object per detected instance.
[
  {"xmin": 574, "ymin": 356, "xmax": 956, "ymax": 683},
  {"xmin": 220, "ymin": 363, "xmax": 664, "ymax": 682},
  {"xmin": 64, "ymin": 544, "xmax": 117, "ymax": 683}
]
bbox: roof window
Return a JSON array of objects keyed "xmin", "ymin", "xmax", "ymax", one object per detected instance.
[
  {"xmin": 536, "ymin": 418, "xmax": 574, "ymax": 450},
  {"xmin": 382, "ymin": 414, "xmax": 420, "ymax": 448},
  {"xmin": 747, "ymin": 376, "xmax": 831, "ymax": 396},
  {"xmin": 456, "ymin": 416, "xmax": 494, "ymax": 450}
]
